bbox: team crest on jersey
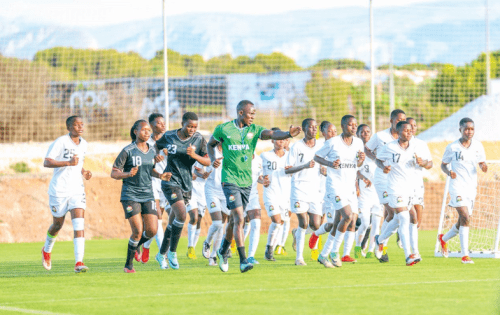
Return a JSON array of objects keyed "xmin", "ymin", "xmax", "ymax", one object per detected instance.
[
  {"xmin": 126, "ymin": 205, "xmax": 133, "ymax": 212},
  {"xmin": 210, "ymin": 202, "xmax": 216, "ymax": 208},
  {"xmin": 335, "ymin": 196, "xmax": 341, "ymax": 203},
  {"xmin": 327, "ymin": 212, "xmax": 332, "ymax": 218},
  {"xmin": 456, "ymin": 196, "xmax": 462, "ymax": 202},
  {"xmin": 51, "ymin": 206, "xmax": 57, "ymax": 213},
  {"xmin": 246, "ymin": 132, "xmax": 254, "ymax": 139},
  {"xmin": 229, "ymin": 195, "xmax": 235, "ymax": 202},
  {"xmin": 269, "ymin": 205, "xmax": 274, "ymax": 211},
  {"xmin": 171, "ymin": 193, "xmax": 177, "ymax": 200},
  {"xmin": 397, "ymin": 196, "xmax": 403, "ymax": 203},
  {"xmin": 383, "ymin": 191, "xmax": 388, "ymax": 198},
  {"xmin": 294, "ymin": 202, "xmax": 300, "ymax": 208}
]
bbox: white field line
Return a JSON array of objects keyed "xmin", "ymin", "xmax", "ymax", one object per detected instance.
[
  {"xmin": 0, "ymin": 305, "xmax": 73, "ymax": 315},
  {"xmin": 2, "ymin": 278, "xmax": 499, "ymax": 307}
]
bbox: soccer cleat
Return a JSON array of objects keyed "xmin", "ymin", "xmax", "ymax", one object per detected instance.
[
  {"xmin": 406, "ymin": 255, "xmax": 419, "ymax": 266},
  {"xmin": 310, "ymin": 249, "xmax": 319, "ymax": 261},
  {"xmin": 187, "ymin": 246, "xmax": 197, "ymax": 259},
  {"xmin": 134, "ymin": 250, "xmax": 142, "ymax": 263},
  {"xmin": 341, "ymin": 255, "xmax": 357, "ymax": 263},
  {"xmin": 42, "ymin": 247, "xmax": 51, "ymax": 271},
  {"xmin": 409, "ymin": 254, "xmax": 422, "ymax": 265},
  {"xmin": 123, "ymin": 266, "xmax": 136, "ymax": 273},
  {"xmin": 141, "ymin": 248, "xmax": 150, "ymax": 264},
  {"xmin": 438, "ymin": 234, "xmax": 449, "ymax": 258},
  {"xmin": 374, "ymin": 235, "xmax": 383, "ymax": 259},
  {"xmin": 208, "ymin": 257, "xmax": 217, "ymax": 266},
  {"xmin": 354, "ymin": 246, "xmax": 363, "ymax": 259},
  {"xmin": 247, "ymin": 257, "xmax": 260, "ymax": 264},
  {"xmin": 292, "ymin": 228, "xmax": 297, "ymax": 252},
  {"xmin": 155, "ymin": 252, "xmax": 169, "ymax": 269},
  {"xmin": 365, "ymin": 251, "xmax": 374, "ymax": 258},
  {"xmin": 74, "ymin": 262, "xmax": 89, "ymax": 273},
  {"xmin": 230, "ymin": 239, "xmax": 237, "ymax": 255},
  {"xmin": 329, "ymin": 252, "xmax": 342, "ymax": 267},
  {"xmin": 461, "ymin": 256, "xmax": 474, "ymax": 264},
  {"xmin": 167, "ymin": 251, "xmax": 179, "ymax": 270},
  {"xmin": 396, "ymin": 233, "xmax": 403, "ymax": 249},
  {"xmin": 308, "ymin": 233, "xmax": 319, "ymax": 249},
  {"xmin": 216, "ymin": 249, "xmax": 229, "ymax": 272},
  {"xmin": 265, "ymin": 246, "xmax": 276, "ymax": 261},
  {"xmin": 202, "ymin": 241, "xmax": 211, "ymax": 259},
  {"xmin": 240, "ymin": 261, "xmax": 254, "ymax": 273},
  {"xmin": 274, "ymin": 245, "xmax": 282, "ymax": 255},
  {"xmin": 281, "ymin": 247, "xmax": 288, "ymax": 256},
  {"xmin": 295, "ymin": 258, "xmax": 307, "ymax": 266},
  {"xmin": 317, "ymin": 254, "xmax": 334, "ymax": 268},
  {"xmin": 379, "ymin": 247, "xmax": 389, "ymax": 263}
]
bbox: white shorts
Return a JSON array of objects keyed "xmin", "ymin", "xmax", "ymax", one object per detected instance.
[
  {"xmin": 374, "ymin": 181, "xmax": 389, "ymax": 205},
  {"xmin": 327, "ymin": 191, "xmax": 359, "ymax": 214},
  {"xmin": 291, "ymin": 199, "xmax": 322, "ymax": 216},
  {"xmin": 206, "ymin": 189, "xmax": 229, "ymax": 216},
  {"xmin": 388, "ymin": 194, "xmax": 411, "ymax": 209},
  {"xmin": 49, "ymin": 193, "xmax": 86, "ymax": 218},
  {"xmin": 412, "ymin": 184, "xmax": 425, "ymax": 207},
  {"xmin": 323, "ymin": 200, "xmax": 335, "ymax": 223},
  {"xmin": 449, "ymin": 192, "xmax": 476, "ymax": 216},
  {"xmin": 359, "ymin": 197, "xmax": 382, "ymax": 217},
  {"xmin": 264, "ymin": 201, "xmax": 288, "ymax": 217},
  {"xmin": 245, "ymin": 194, "xmax": 261, "ymax": 211},
  {"xmin": 188, "ymin": 191, "xmax": 207, "ymax": 216},
  {"xmin": 152, "ymin": 178, "xmax": 168, "ymax": 209}
]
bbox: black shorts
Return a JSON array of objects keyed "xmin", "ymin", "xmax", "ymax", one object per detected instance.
[
  {"xmin": 222, "ymin": 182, "xmax": 251, "ymax": 211},
  {"xmin": 121, "ymin": 200, "xmax": 157, "ymax": 219},
  {"xmin": 162, "ymin": 185, "xmax": 191, "ymax": 206}
]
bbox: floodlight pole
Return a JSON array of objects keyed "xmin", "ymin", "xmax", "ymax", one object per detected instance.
[
  {"xmin": 370, "ymin": 0, "xmax": 376, "ymax": 132},
  {"xmin": 163, "ymin": 0, "xmax": 170, "ymax": 130},
  {"xmin": 486, "ymin": 0, "xmax": 491, "ymax": 96}
]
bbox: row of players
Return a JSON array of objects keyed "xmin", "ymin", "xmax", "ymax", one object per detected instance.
[{"xmin": 40, "ymin": 100, "xmax": 487, "ymax": 273}]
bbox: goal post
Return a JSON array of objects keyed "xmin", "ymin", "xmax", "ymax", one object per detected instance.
[{"xmin": 435, "ymin": 160, "xmax": 500, "ymax": 258}]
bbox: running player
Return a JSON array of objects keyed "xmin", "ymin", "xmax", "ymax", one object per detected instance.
[
  {"xmin": 286, "ymin": 118, "xmax": 323, "ymax": 266},
  {"xmin": 365, "ymin": 109, "xmax": 406, "ymax": 262},
  {"xmin": 374, "ymin": 121, "xmax": 429, "ymax": 266},
  {"xmin": 186, "ymin": 162, "xmax": 209, "ymax": 259},
  {"xmin": 155, "ymin": 112, "xmax": 211, "ymax": 270},
  {"xmin": 274, "ymin": 137, "xmax": 293, "ymax": 256},
  {"xmin": 315, "ymin": 115, "xmax": 365, "ymax": 267},
  {"xmin": 244, "ymin": 154, "xmax": 263, "ymax": 263},
  {"xmin": 407, "ymin": 117, "xmax": 433, "ymax": 259},
  {"xmin": 207, "ymin": 100, "xmax": 301, "ymax": 273},
  {"xmin": 141, "ymin": 113, "xmax": 168, "ymax": 264},
  {"xmin": 42, "ymin": 116, "xmax": 92, "ymax": 273},
  {"xmin": 260, "ymin": 128, "xmax": 291, "ymax": 262},
  {"xmin": 111, "ymin": 120, "xmax": 170, "ymax": 273},
  {"xmin": 354, "ymin": 124, "xmax": 383, "ymax": 259},
  {"xmin": 439, "ymin": 118, "xmax": 487, "ymax": 264}
]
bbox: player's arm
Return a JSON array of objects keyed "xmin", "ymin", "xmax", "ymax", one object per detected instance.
[
  {"xmin": 110, "ymin": 150, "xmax": 137, "ymax": 180},
  {"xmin": 81, "ymin": 167, "xmax": 92, "ymax": 180},
  {"xmin": 207, "ymin": 135, "xmax": 222, "ymax": 167},
  {"xmin": 479, "ymin": 162, "xmax": 488, "ymax": 173},
  {"xmin": 357, "ymin": 170, "xmax": 371, "ymax": 187},
  {"xmin": 440, "ymin": 162, "xmax": 456, "ymax": 179},
  {"xmin": 187, "ymin": 136, "xmax": 211, "ymax": 166},
  {"xmin": 44, "ymin": 157, "xmax": 78, "ymax": 168},
  {"xmin": 314, "ymin": 155, "xmax": 339, "ymax": 169},
  {"xmin": 364, "ymin": 146, "xmax": 376, "ymax": 161},
  {"xmin": 364, "ymin": 134, "xmax": 378, "ymax": 160},
  {"xmin": 152, "ymin": 169, "xmax": 172, "ymax": 181},
  {"xmin": 260, "ymin": 125, "xmax": 301, "ymax": 140}
]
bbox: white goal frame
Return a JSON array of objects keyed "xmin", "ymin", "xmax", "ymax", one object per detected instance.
[{"xmin": 435, "ymin": 160, "xmax": 500, "ymax": 258}]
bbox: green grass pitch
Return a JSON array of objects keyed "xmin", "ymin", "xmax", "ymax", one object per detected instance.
[{"xmin": 0, "ymin": 231, "xmax": 499, "ymax": 315}]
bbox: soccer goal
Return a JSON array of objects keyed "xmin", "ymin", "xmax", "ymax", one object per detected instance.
[{"xmin": 435, "ymin": 160, "xmax": 500, "ymax": 258}]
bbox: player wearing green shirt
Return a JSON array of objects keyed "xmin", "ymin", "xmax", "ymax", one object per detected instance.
[{"xmin": 207, "ymin": 100, "xmax": 302, "ymax": 273}]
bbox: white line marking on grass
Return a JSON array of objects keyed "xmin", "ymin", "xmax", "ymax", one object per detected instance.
[
  {"xmin": 0, "ymin": 306, "xmax": 73, "ymax": 315},
  {"xmin": 5, "ymin": 278, "xmax": 500, "ymax": 306}
]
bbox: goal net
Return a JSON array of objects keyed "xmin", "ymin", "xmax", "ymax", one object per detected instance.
[{"xmin": 435, "ymin": 160, "xmax": 500, "ymax": 258}]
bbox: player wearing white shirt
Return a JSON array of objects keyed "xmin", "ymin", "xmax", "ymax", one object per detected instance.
[
  {"xmin": 274, "ymin": 137, "xmax": 293, "ymax": 257},
  {"xmin": 375, "ymin": 121, "xmax": 429, "ymax": 266},
  {"xmin": 354, "ymin": 124, "xmax": 384, "ymax": 259},
  {"xmin": 286, "ymin": 119, "xmax": 323, "ymax": 266},
  {"xmin": 365, "ymin": 109, "xmax": 406, "ymax": 262},
  {"xmin": 141, "ymin": 113, "xmax": 168, "ymax": 264},
  {"xmin": 406, "ymin": 117, "xmax": 433, "ymax": 258},
  {"xmin": 202, "ymin": 144, "xmax": 229, "ymax": 266},
  {"xmin": 186, "ymin": 162, "xmax": 209, "ymax": 259},
  {"xmin": 439, "ymin": 118, "xmax": 487, "ymax": 264},
  {"xmin": 315, "ymin": 115, "xmax": 365, "ymax": 268},
  {"xmin": 260, "ymin": 128, "xmax": 291, "ymax": 262},
  {"xmin": 41, "ymin": 116, "xmax": 92, "ymax": 273}
]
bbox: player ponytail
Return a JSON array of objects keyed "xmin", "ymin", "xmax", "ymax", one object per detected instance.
[{"xmin": 130, "ymin": 120, "xmax": 147, "ymax": 142}]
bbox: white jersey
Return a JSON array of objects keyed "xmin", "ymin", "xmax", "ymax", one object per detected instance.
[
  {"xmin": 442, "ymin": 139, "xmax": 486, "ymax": 195},
  {"xmin": 46, "ymin": 134, "xmax": 88, "ymax": 197},
  {"xmin": 287, "ymin": 139, "xmax": 322, "ymax": 202},
  {"xmin": 366, "ymin": 128, "xmax": 397, "ymax": 185},
  {"xmin": 412, "ymin": 137, "xmax": 432, "ymax": 189},
  {"xmin": 148, "ymin": 136, "xmax": 168, "ymax": 188},
  {"xmin": 205, "ymin": 148, "xmax": 224, "ymax": 198},
  {"xmin": 358, "ymin": 156, "xmax": 378, "ymax": 202},
  {"xmin": 192, "ymin": 162, "xmax": 207, "ymax": 198},
  {"xmin": 315, "ymin": 135, "xmax": 364, "ymax": 195},
  {"xmin": 377, "ymin": 140, "xmax": 422, "ymax": 196},
  {"xmin": 260, "ymin": 150, "xmax": 291, "ymax": 206},
  {"xmin": 249, "ymin": 155, "xmax": 262, "ymax": 198}
]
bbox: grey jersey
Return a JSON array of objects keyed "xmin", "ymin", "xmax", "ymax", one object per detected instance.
[
  {"xmin": 156, "ymin": 129, "xmax": 208, "ymax": 192},
  {"xmin": 113, "ymin": 142, "xmax": 156, "ymax": 202}
]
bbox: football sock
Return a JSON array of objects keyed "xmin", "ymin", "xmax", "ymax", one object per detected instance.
[
  {"xmin": 248, "ymin": 218, "xmax": 261, "ymax": 258},
  {"xmin": 125, "ymin": 238, "xmax": 139, "ymax": 269},
  {"xmin": 143, "ymin": 237, "xmax": 153, "ymax": 249},
  {"xmin": 237, "ymin": 246, "xmax": 247, "ymax": 264},
  {"xmin": 159, "ymin": 225, "xmax": 172, "ymax": 256},
  {"xmin": 459, "ymin": 226, "xmax": 470, "ymax": 257},
  {"xmin": 211, "ymin": 228, "xmax": 224, "ymax": 258},
  {"xmin": 356, "ymin": 214, "xmax": 370, "ymax": 246},
  {"xmin": 305, "ymin": 226, "xmax": 313, "ymax": 235},
  {"xmin": 273, "ymin": 224, "xmax": 283, "ymax": 248},
  {"xmin": 155, "ymin": 219, "xmax": 164, "ymax": 250},
  {"xmin": 315, "ymin": 223, "xmax": 328, "ymax": 236},
  {"xmin": 379, "ymin": 216, "xmax": 399, "ymax": 244},
  {"xmin": 243, "ymin": 222, "xmax": 250, "ymax": 241},
  {"xmin": 187, "ymin": 223, "xmax": 197, "ymax": 247},
  {"xmin": 443, "ymin": 224, "xmax": 459, "ymax": 242},
  {"xmin": 331, "ymin": 228, "xmax": 345, "ymax": 254},
  {"xmin": 169, "ymin": 219, "xmax": 184, "ymax": 253},
  {"xmin": 267, "ymin": 222, "xmax": 278, "ymax": 246},
  {"xmin": 320, "ymin": 233, "xmax": 335, "ymax": 256},
  {"xmin": 138, "ymin": 231, "xmax": 152, "ymax": 248},
  {"xmin": 295, "ymin": 227, "xmax": 306, "ymax": 260},
  {"xmin": 44, "ymin": 232, "xmax": 56, "ymax": 253},
  {"xmin": 73, "ymin": 237, "xmax": 85, "ymax": 263},
  {"xmin": 343, "ymin": 231, "xmax": 355, "ymax": 257},
  {"xmin": 410, "ymin": 223, "xmax": 419, "ymax": 255},
  {"xmin": 280, "ymin": 217, "xmax": 291, "ymax": 247},
  {"xmin": 369, "ymin": 214, "xmax": 382, "ymax": 252},
  {"xmin": 194, "ymin": 228, "xmax": 201, "ymax": 247},
  {"xmin": 397, "ymin": 212, "xmax": 411, "ymax": 258},
  {"xmin": 206, "ymin": 221, "xmax": 221, "ymax": 245}
]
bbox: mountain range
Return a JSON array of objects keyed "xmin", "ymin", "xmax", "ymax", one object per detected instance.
[{"xmin": 1, "ymin": 1, "xmax": 499, "ymax": 67}]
